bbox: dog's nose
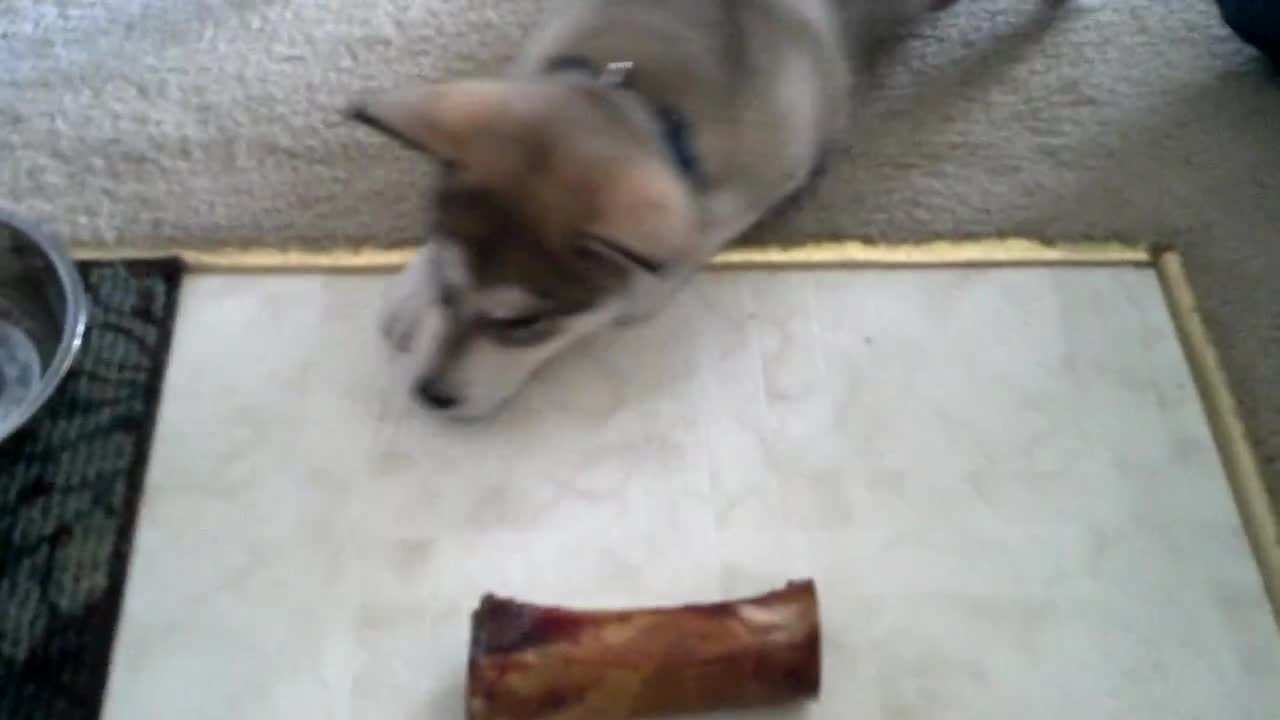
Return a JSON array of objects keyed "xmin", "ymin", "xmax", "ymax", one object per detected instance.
[{"xmin": 414, "ymin": 379, "xmax": 459, "ymax": 411}]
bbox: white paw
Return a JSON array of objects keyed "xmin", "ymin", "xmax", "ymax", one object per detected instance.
[
  {"xmin": 379, "ymin": 249, "xmax": 438, "ymax": 353},
  {"xmin": 381, "ymin": 294, "xmax": 425, "ymax": 353}
]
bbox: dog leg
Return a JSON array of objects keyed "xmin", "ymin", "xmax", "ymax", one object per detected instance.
[
  {"xmin": 844, "ymin": 0, "xmax": 1074, "ymax": 75},
  {"xmin": 845, "ymin": 0, "xmax": 959, "ymax": 71},
  {"xmin": 380, "ymin": 245, "xmax": 439, "ymax": 353}
]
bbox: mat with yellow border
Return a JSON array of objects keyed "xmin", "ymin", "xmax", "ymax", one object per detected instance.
[{"xmin": 72, "ymin": 238, "xmax": 1278, "ymax": 629}]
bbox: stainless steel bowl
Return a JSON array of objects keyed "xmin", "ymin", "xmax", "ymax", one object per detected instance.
[{"xmin": 0, "ymin": 214, "xmax": 88, "ymax": 444}]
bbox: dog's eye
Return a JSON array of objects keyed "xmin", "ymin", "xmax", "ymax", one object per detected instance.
[
  {"xmin": 573, "ymin": 234, "xmax": 664, "ymax": 275},
  {"xmin": 482, "ymin": 314, "xmax": 553, "ymax": 345},
  {"xmin": 493, "ymin": 315, "xmax": 546, "ymax": 333}
]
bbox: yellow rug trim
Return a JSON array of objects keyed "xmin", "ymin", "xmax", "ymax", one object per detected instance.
[
  {"xmin": 71, "ymin": 237, "xmax": 1154, "ymax": 273},
  {"xmin": 1158, "ymin": 252, "xmax": 1279, "ymax": 628}
]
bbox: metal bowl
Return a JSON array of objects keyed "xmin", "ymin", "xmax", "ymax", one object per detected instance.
[{"xmin": 0, "ymin": 213, "xmax": 88, "ymax": 445}]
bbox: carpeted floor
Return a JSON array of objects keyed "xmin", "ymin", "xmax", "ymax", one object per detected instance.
[{"xmin": 2, "ymin": 1, "xmax": 1278, "ymax": 494}]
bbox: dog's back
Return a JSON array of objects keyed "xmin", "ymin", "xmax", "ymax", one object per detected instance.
[
  {"xmin": 517, "ymin": 0, "xmax": 956, "ymax": 243},
  {"xmin": 519, "ymin": 1, "xmax": 849, "ymax": 220}
]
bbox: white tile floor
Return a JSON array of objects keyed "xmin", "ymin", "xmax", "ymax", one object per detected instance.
[{"xmin": 102, "ymin": 268, "xmax": 1280, "ymax": 720}]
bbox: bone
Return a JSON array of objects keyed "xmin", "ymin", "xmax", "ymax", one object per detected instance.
[{"xmin": 465, "ymin": 580, "xmax": 822, "ymax": 720}]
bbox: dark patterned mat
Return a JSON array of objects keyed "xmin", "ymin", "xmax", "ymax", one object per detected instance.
[{"xmin": 0, "ymin": 260, "xmax": 183, "ymax": 719}]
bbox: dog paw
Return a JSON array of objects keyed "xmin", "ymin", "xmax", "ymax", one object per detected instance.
[
  {"xmin": 379, "ymin": 249, "xmax": 439, "ymax": 353},
  {"xmin": 380, "ymin": 299, "xmax": 423, "ymax": 354}
]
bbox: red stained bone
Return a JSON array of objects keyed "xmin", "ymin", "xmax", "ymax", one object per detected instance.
[{"xmin": 466, "ymin": 580, "xmax": 821, "ymax": 720}]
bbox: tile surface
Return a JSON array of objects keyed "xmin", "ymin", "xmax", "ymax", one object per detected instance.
[{"xmin": 103, "ymin": 268, "xmax": 1280, "ymax": 720}]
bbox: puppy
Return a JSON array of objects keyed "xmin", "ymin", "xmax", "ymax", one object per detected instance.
[{"xmin": 349, "ymin": 0, "xmax": 1048, "ymax": 419}]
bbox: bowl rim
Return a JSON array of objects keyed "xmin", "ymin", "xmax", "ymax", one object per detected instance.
[{"xmin": 0, "ymin": 212, "xmax": 89, "ymax": 445}]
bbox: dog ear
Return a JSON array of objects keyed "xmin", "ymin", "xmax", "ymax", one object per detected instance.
[{"xmin": 344, "ymin": 81, "xmax": 505, "ymax": 159}]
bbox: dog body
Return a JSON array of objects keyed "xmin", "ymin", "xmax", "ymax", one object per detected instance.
[
  {"xmin": 515, "ymin": 0, "xmax": 853, "ymax": 256},
  {"xmin": 351, "ymin": 0, "xmax": 986, "ymax": 419}
]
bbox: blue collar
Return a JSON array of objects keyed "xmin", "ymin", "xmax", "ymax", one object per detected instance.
[{"xmin": 545, "ymin": 55, "xmax": 705, "ymax": 190}]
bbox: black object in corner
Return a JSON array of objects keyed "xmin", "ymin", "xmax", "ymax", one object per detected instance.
[{"xmin": 1218, "ymin": 0, "xmax": 1280, "ymax": 65}]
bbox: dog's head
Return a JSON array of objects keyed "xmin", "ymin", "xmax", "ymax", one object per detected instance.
[{"xmin": 348, "ymin": 79, "xmax": 698, "ymax": 418}]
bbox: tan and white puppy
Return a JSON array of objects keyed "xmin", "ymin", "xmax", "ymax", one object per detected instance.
[{"xmin": 349, "ymin": 0, "xmax": 1056, "ymax": 419}]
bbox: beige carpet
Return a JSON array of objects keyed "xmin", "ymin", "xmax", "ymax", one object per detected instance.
[{"xmin": 3, "ymin": 1, "xmax": 1278, "ymax": 493}]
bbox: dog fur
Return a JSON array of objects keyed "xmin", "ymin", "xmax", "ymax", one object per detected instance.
[{"xmin": 349, "ymin": 0, "xmax": 1058, "ymax": 419}]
